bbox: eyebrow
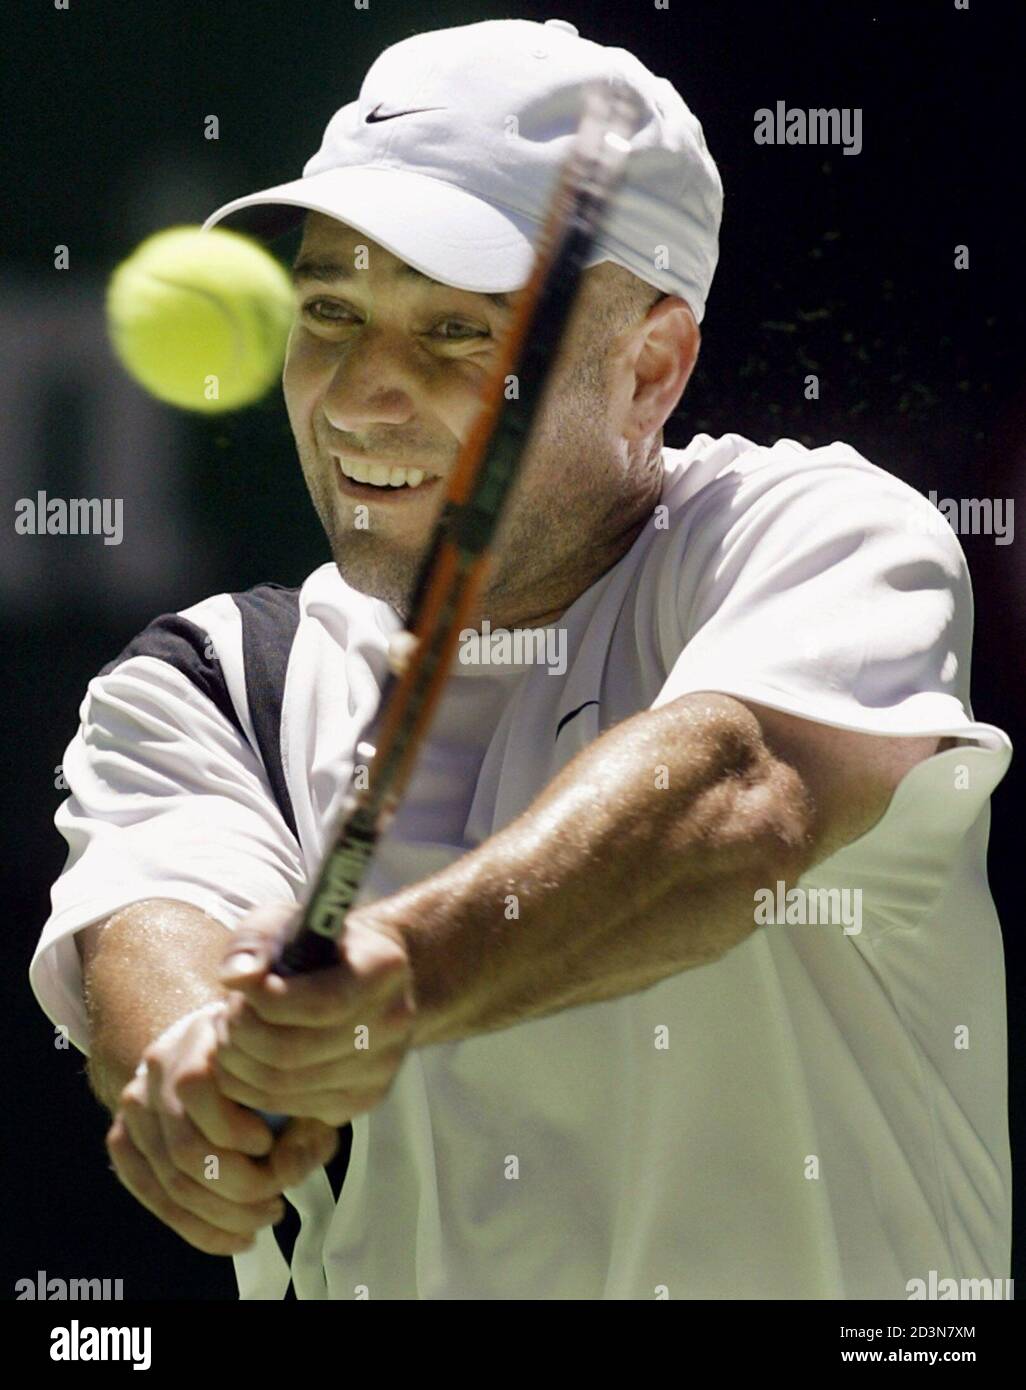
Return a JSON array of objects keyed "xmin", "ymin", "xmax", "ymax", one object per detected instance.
[{"xmin": 291, "ymin": 255, "xmax": 512, "ymax": 309}]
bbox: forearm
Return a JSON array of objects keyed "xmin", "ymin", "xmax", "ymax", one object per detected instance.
[
  {"xmin": 367, "ymin": 694, "xmax": 816, "ymax": 1047},
  {"xmin": 77, "ymin": 899, "xmax": 233, "ymax": 1112}
]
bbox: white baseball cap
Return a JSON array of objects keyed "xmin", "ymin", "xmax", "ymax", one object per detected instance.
[{"xmin": 202, "ymin": 17, "xmax": 723, "ymax": 322}]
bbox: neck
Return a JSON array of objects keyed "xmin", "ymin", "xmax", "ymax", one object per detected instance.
[{"xmin": 473, "ymin": 467, "xmax": 663, "ymax": 631}]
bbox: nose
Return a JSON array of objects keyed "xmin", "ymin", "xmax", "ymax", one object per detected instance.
[{"xmin": 320, "ymin": 324, "xmax": 420, "ymax": 432}]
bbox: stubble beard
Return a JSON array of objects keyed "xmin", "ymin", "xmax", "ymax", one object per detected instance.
[
  {"xmin": 314, "ymin": 477, "xmax": 425, "ymax": 619},
  {"xmin": 301, "ymin": 362, "xmax": 615, "ymax": 627}
]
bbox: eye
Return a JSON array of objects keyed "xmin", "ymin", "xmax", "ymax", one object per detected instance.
[
  {"xmin": 431, "ymin": 319, "xmax": 489, "ymax": 342},
  {"xmin": 302, "ymin": 299, "xmax": 357, "ymax": 323},
  {"xmin": 300, "ymin": 300, "xmax": 489, "ymax": 341}
]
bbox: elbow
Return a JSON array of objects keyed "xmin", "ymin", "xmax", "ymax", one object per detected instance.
[
  {"xmin": 738, "ymin": 755, "xmax": 820, "ymax": 887},
  {"xmin": 688, "ymin": 703, "xmax": 819, "ymax": 888},
  {"xmin": 672, "ymin": 743, "xmax": 818, "ymax": 969}
]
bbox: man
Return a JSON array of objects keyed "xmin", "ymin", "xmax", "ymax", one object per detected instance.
[{"xmin": 31, "ymin": 18, "xmax": 1012, "ymax": 1299}]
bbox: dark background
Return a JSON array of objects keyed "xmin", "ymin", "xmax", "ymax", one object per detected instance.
[{"xmin": 4, "ymin": 0, "xmax": 1023, "ymax": 1300}]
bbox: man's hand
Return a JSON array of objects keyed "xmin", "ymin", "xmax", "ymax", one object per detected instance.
[
  {"xmin": 106, "ymin": 999, "xmax": 339, "ymax": 1256},
  {"xmin": 214, "ymin": 903, "xmax": 416, "ymax": 1128}
]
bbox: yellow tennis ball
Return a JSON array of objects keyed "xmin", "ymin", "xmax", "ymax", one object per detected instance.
[{"xmin": 105, "ymin": 225, "xmax": 296, "ymax": 413}]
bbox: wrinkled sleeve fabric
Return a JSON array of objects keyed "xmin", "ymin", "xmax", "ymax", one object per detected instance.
[
  {"xmin": 30, "ymin": 639, "xmax": 306, "ymax": 1055},
  {"xmin": 645, "ymin": 448, "xmax": 1011, "ymax": 938},
  {"xmin": 651, "ymin": 452, "xmax": 1001, "ymax": 746}
]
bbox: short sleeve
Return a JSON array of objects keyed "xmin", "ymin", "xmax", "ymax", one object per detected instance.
[
  {"xmin": 29, "ymin": 652, "xmax": 306, "ymax": 1054},
  {"xmin": 651, "ymin": 454, "xmax": 1002, "ymax": 746}
]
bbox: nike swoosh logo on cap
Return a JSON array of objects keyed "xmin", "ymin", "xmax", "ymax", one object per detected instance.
[{"xmin": 366, "ymin": 104, "xmax": 445, "ymax": 123}]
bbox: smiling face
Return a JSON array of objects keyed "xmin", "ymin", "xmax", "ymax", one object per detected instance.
[{"xmin": 283, "ymin": 211, "xmax": 699, "ymax": 627}]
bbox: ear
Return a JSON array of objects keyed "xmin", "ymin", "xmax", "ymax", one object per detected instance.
[{"xmin": 620, "ymin": 298, "xmax": 700, "ymax": 444}]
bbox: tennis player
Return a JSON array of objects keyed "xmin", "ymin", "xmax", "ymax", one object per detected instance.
[{"xmin": 30, "ymin": 18, "xmax": 1012, "ymax": 1299}]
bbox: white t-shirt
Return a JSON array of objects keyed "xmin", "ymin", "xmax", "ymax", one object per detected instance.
[{"xmin": 30, "ymin": 433, "xmax": 1013, "ymax": 1299}]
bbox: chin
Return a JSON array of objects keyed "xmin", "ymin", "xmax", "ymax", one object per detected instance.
[{"xmin": 331, "ymin": 548, "xmax": 415, "ymax": 617}]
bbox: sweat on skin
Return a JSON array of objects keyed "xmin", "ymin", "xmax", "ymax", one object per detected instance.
[{"xmin": 67, "ymin": 212, "xmax": 940, "ymax": 1271}]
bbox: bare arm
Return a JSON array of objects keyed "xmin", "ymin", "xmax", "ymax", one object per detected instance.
[
  {"xmin": 76, "ymin": 898, "xmax": 232, "ymax": 1113},
  {"xmin": 357, "ymin": 692, "xmax": 941, "ymax": 1046},
  {"xmin": 206, "ymin": 694, "xmax": 942, "ymax": 1137}
]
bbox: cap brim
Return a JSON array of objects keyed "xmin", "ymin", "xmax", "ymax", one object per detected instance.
[{"xmin": 202, "ymin": 165, "xmax": 553, "ymax": 294}]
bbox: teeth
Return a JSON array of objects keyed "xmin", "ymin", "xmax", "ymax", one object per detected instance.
[{"xmin": 339, "ymin": 458, "xmax": 431, "ymax": 489}]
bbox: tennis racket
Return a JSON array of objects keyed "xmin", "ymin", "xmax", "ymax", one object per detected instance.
[{"xmin": 261, "ymin": 79, "xmax": 645, "ymax": 1126}]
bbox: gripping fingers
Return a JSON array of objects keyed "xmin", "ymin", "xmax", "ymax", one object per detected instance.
[
  {"xmin": 150, "ymin": 1103, "xmax": 287, "ymax": 1205},
  {"xmin": 215, "ymin": 1037, "xmax": 401, "ymax": 1100},
  {"xmin": 215, "ymin": 1039, "xmax": 405, "ymax": 1126},
  {"xmin": 141, "ymin": 1012, "xmax": 275, "ymax": 1159},
  {"xmin": 106, "ymin": 1116, "xmax": 267, "ymax": 1257},
  {"xmin": 214, "ymin": 1067, "xmax": 366, "ymax": 1125},
  {"xmin": 114, "ymin": 1097, "xmax": 286, "ymax": 1247}
]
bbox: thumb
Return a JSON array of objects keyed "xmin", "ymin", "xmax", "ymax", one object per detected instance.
[
  {"xmin": 270, "ymin": 1117, "xmax": 341, "ymax": 1190},
  {"xmin": 220, "ymin": 903, "xmax": 301, "ymax": 984}
]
